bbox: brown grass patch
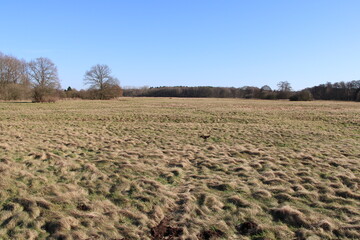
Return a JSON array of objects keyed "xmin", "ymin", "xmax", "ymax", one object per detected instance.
[{"xmin": 0, "ymin": 98, "xmax": 359, "ymax": 239}]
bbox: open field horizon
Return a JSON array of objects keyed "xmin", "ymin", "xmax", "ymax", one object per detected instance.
[{"xmin": 0, "ymin": 98, "xmax": 359, "ymax": 239}]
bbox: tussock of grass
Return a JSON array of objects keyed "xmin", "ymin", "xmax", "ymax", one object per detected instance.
[
  {"xmin": 270, "ymin": 205, "xmax": 310, "ymax": 228},
  {"xmin": 0, "ymin": 98, "xmax": 359, "ymax": 239}
]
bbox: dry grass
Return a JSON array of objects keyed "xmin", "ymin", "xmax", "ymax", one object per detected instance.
[{"xmin": 0, "ymin": 98, "xmax": 359, "ymax": 239}]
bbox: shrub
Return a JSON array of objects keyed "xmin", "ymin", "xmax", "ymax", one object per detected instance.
[
  {"xmin": 290, "ymin": 90, "xmax": 313, "ymax": 101},
  {"xmin": 276, "ymin": 91, "xmax": 291, "ymax": 99},
  {"xmin": 32, "ymin": 87, "xmax": 59, "ymax": 103},
  {"xmin": 0, "ymin": 84, "xmax": 31, "ymax": 100}
]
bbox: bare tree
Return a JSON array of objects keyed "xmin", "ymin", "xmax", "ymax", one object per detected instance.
[
  {"xmin": 0, "ymin": 52, "xmax": 31, "ymax": 100},
  {"xmin": 0, "ymin": 53, "xmax": 28, "ymax": 85},
  {"xmin": 277, "ymin": 81, "xmax": 292, "ymax": 92},
  {"xmin": 84, "ymin": 64, "xmax": 119, "ymax": 90},
  {"xmin": 28, "ymin": 57, "xmax": 60, "ymax": 89},
  {"xmin": 276, "ymin": 81, "xmax": 292, "ymax": 99},
  {"xmin": 27, "ymin": 57, "xmax": 60, "ymax": 102},
  {"xmin": 84, "ymin": 64, "xmax": 121, "ymax": 99}
]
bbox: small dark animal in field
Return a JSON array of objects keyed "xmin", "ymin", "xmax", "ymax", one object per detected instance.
[{"xmin": 199, "ymin": 135, "xmax": 210, "ymax": 141}]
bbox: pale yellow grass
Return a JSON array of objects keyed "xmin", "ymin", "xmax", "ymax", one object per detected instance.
[{"xmin": 0, "ymin": 98, "xmax": 359, "ymax": 239}]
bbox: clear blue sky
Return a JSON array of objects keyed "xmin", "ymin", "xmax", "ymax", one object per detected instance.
[{"xmin": 1, "ymin": 0, "xmax": 359, "ymax": 90}]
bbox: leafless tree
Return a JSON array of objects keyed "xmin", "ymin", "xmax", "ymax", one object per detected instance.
[
  {"xmin": 0, "ymin": 52, "xmax": 31, "ymax": 100},
  {"xmin": 277, "ymin": 81, "xmax": 292, "ymax": 92},
  {"xmin": 28, "ymin": 57, "xmax": 60, "ymax": 89},
  {"xmin": 83, "ymin": 64, "xmax": 121, "ymax": 99},
  {"xmin": 276, "ymin": 81, "xmax": 292, "ymax": 99},
  {"xmin": 84, "ymin": 64, "xmax": 119, "ymax": 90},
  {"xmin": 0, "ymin": 53, "xmax": 28, "ymax": 86},
  {"xmin": 27, "ymin": 57, "xmax": 60, "ymax": 102}
]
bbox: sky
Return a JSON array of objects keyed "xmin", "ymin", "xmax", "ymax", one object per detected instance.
[{"xmin": 1, "ymin": 0, "xmax": 359, "ymax": 91}]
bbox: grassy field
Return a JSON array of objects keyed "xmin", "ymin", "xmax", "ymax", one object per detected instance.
[{"xmin": 0, "ymin": 98, "xmax": 359, "ymax": 240}]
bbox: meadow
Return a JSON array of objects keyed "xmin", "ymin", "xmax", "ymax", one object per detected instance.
[{"xmin": 0, "ymin": 98, "xmax": 359, "ymax": 240}]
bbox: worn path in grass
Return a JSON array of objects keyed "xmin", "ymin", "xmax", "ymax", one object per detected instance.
[{"xmin": 0, "ymin": 98, "xmax": 359, "ymax": 239}]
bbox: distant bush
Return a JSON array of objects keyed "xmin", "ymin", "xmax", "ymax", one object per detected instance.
[
  {"xmin": 276, "ymin": 91, "xmax": 291, "ymax": 99},
  {"xmin": 261, "ymin": 91, "xmax": 277, "ymax": 100},
  {"xmin": 33, "ymin": 87, "xmax": 59, "ymax": 103},
  {"xmin": 289, "ymin": 90, "xmax": 313, "ymax": 101},
  {"xmin": 101, "ymin": 84, "xmax": 123, "ymax": 99},
  {"xmin": 61, "ymin": 84, "xmax": 123, "ymax": 100},
  {"xmin": 356, "ymin": 91, "xmax": 360, "ymax": 102},
  {"xmin": 0, "ymin": 84, "xmax": 31, "ymax": 100}
]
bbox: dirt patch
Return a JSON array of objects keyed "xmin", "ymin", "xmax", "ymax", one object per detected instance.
[
  {"xmin": 236, "ymin": 221, "xmax": 262, "ymax": 236},
  {"xmin": 197, "ymin": 228, "xmax": 225, "ymax": 240},
  {"xmin": 150, "ymin": 218, "xmax": 183, "ymax": 240}
]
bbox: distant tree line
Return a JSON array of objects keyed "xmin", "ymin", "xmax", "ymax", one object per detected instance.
[
  {"xmin": 123, "ymin": 84, "xmax": 294, "ymax": 100},
  {"xmin": 306, "ymin": 81, "xmax": 360, "ymax": 101},
  {"xmin": 1, "ymin": 51, "xmax": 359, "ymax": 102},
  {"xmin": 0, "ymin": 52, "xmax": 122, "ymax": 102},
  {"xmin": 124, "ymin": 80, "xmax": 360, "ymax": 102}
]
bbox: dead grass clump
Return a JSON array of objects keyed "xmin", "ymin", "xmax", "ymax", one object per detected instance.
[
  {"xmin": 46, "ymin": 183, "xmax": 88, "ymax": 204},
  {"xmin": 269, "ymin": 186, "xmax": 293, "ymax": 194},
  {"xmin": 315, "ymin": 184, "xmax": 334, "ymax": 195},
  {"xmin": 317, "ymin": 219, "xmax": 334, "ymax": 231},
  {"xmin": 14, "ymin": 198, "xmax": 40, "ymax": 218},
  {"xmin": 35, "ymin": 198, "xmax": 52, "ymax": 210},
  {"xmin": 1, "ymin": 202, "xmax": 22, "ymax": 213},
  {"xmin": 250, "ymin": 162, "xmax": 263, "ymax": 170},
  {"xmin": 294, "ymin": 228, "xmax": 317, "ymax": 240},
  {"xmin": 334, "ymin": 225, "xmax": 360, "ymax": 239},
  {"xmin": 335, "ymin": 189, "xmax": 360, "ymax": 200},
  {"xmin": 337, "ymin": 174, "xmax": 358, "ymax": 189},
  {"xmin": 301, "ymin": 176, "xmax": 317, "ymax": 184},
  {"xmin": 28, "ymin": 152, "xmax": 49, "ymax": 161},
  {"xmin": 252, "ymin": 189, "xmax": 272, "ymax": 199},
  {"xmin": 71, "ymin": 231, "xmax": 88, "ymax": 239},
  {"xmin": 167, "ymin": 161, "xmax": 187, "ymax": 169},
  {"xmin": 261, "ymin": 171, "xmax": 276, "ymax": 178},
  {"xmin": 138, "ymin": 179, "xmax": 163, "ymax": 191},
  {"xmin": 293, "ymin": 190, "xmax": 319, "ymax": 202},
  {"xmin": 11, "ymin": 229, "xmax": 38, "ymax": 240},
  {"xmin": 120, "ymin": 209, "xmax": 148, "ymax": 226},
  {"xmin": 227, "ymin": 195, "xmax": 251, "ymax": 208},
  {"xmin": 273, "ymin": 171, "xmax": 289, "ymax": 179},
  {"xmin": 109, "ymin": 178, "xmax": 131, "ymax": 193},
  {"xmin": 270, "ymin": 206, "xmax": 310, "ymax": 228},
  {"xmin": 238, "ymin": 146, "xmax": 262, "ymax": 156},
  {"xmin": 201, "ymin": 194, "xmax": 224, "ymax": 212},
  {"xmin": 149, "ymin": 205, "xmax": 165, "ymax": 223},
  {"xmin": 42, "ymin": 216, "xmax": 79, "ymax": 234},
  {"xmin": 0, "ymin": 143, "xmax": 11, "ymax": 151},
  {"xmin": 1, "ymin": 211, "xmax": 30, "ymax": 229},
  {"xmin": 262, "ymin": 178, "xmax": 286, "ymax": 186},
  {"xmin": 291, "ymin": 184, "xmax": 305, "ymax": 192}
]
